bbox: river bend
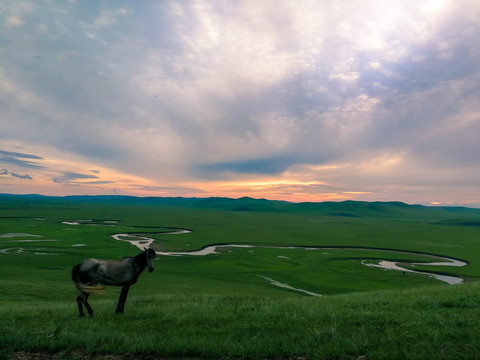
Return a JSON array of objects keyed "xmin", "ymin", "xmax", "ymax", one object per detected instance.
[{"xmin": 112, "ymin": 233, "xmax": 466, "ymax": 285}]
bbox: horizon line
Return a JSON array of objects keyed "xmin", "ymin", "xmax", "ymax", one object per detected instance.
[{"xmin": 2, "ymin": 192, "xmax": 480, "ymax": 209}]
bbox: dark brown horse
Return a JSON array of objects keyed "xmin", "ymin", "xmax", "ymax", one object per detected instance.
[{"xmin": 71, "ymin": 248, "xmax": 156, "ymax": 317}]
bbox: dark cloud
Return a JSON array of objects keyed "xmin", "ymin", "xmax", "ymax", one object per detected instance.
[
  {"xmin": 1, "ymin": 168, "xmax": 32, "ymax": 180},
  {"xmin": 0, "ymin": 150, "xmax": 42, "ymax": 159},
  {"xmin": 52, "ymin": 171, "xmax": 100, "ymax": 184},
  {"xmin": 198, "ymin": 157, "xmax": 294, "ymax": 176},
  {"xmin": 133, "ymin": 185, "xmax": 207, "ymax": 194},
  {"xmin": 82, "ymin": 180, "xmax": 116, "ymax": 185},
  {"xmin": 0, "ymin": 150, "xmax": 45, "ymax": 169}
]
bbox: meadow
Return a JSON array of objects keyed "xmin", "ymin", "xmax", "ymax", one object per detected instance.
[{"xmin": 1, "ymin": 194, "xmax": 480, "ymax": 359}]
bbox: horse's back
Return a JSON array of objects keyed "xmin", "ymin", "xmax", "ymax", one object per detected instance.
[
  {"xmin": 101, "ymin": 258, "xmax": 136, "ymax": 285},
  {"xmin": 80, "ymin": 258, "xmax": 103, "ymax": 272},
  {"xmin": 73, "ymin": 255, "xmax": 141, "ymax": 287},
  {"xmin": 72, "ymin": 258, "xmax": 103, "ymax": 283}
]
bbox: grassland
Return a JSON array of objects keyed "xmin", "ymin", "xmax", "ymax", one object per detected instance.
[
  {"xmin": 2, "ymin": 284, "xmax": 480, "ymax": 360},
  {"xmin": 1, "ymin": 194, "xmax": 480, "ymax": 359}
]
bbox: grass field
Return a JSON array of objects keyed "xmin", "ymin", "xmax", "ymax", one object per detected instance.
[
  {"xmin": 1, "ymin": 194, "xmax": 480, "ymax": 359},
  {"xmin": 2, "ymin": 284, "xmax": 480, "ymax": 360}
]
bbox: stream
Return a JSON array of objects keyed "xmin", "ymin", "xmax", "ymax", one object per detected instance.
[
  {"xmin": 111, "ymin": 233, "xmax": 467, "ymax": 285},
  {"xmin": 0, "ymin": 227, "xmax": 467, "ymax": 297}
]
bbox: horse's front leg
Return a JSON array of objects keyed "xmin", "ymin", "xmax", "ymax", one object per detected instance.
[{"xmin": 115, "ymin": 285, "xmax": 130, "ymax": 314}]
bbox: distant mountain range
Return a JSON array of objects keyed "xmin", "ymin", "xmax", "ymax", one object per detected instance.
[{"xmin": 2, "ymin": 193, "xmax": 480, "ymax": 222}]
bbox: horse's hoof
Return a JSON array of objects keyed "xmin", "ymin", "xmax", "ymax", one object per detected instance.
[{"xmin": 79, "ymin": 313, "xmax": 86, "ymax": 318}]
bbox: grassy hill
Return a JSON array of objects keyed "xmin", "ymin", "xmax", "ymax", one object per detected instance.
[
  {"xmin": 4, "ymin": 193, "xmax": 480, "ymax": 218},
  {"xmin": 1, "ymin": 194, "xmax": 480, "ymax": 359}
]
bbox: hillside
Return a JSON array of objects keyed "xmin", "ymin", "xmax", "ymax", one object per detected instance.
[{"xmin": 2, "ymin": 193, "xmax": 480, "ymax": 219}]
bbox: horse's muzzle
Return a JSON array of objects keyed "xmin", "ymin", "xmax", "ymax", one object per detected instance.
[{"xmin": 149, "ymin": 268, "xmax": 154, "ymax": 273}]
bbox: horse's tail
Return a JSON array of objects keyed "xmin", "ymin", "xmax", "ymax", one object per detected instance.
[
  {"xmin": 76, "ymin": 283, "xmax": 105, "ymax": 295},
  {"xmin": 72, "ymin": 264, "xmax": 105, "ymax": 295}
]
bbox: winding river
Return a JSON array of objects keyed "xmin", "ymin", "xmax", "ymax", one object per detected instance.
[
  {"xmin": 0, "ymin": 226, "xmax": 468, "ymax": 297},
  {"xmin": 111, "ymin": 232, "xmax": 467, "ymax": 285}
]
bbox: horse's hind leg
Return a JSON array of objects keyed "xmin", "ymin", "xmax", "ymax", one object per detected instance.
[
  {"xmin": 77, "ymin": 293, "xmax": 94, "ymax": 317},
  {"xmin": 76, "ymin": 295, "xmax": 85, "ymax": 317},
  {"xmin": 83, "ymin": 293, "xmax": 94, "ymax": 316}
]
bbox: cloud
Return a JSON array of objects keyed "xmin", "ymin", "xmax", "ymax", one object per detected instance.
[
  {"xmin": 1, "ymin": 168, "xmax": 32, "ymax": 180},
  {"xmin": 52, "ymin": 171, "xmax": 100, "ymax": 184},
  {"xmin": 87, "ymin": 8, "xmax": 132, "ymax": 28},
  {"xmin": 132, "ymin": 185, "xmax": 207, "ymax": 195},
  {"xmin": 0, "ymin": 150, "xmax": 44, "ymax": 169},
  {"xmin": 0, "ymin": 1, "xmax": 479, "ymax": 204},
  {"xmin": 83, "ymin": 180, "xmax": 116, "ymax": 185},
  {"xmin": 0, "ymin": 150, "xmax": 42, "ymax": 159},
  {"xmin": 6, "ymin": 16, "xmax": 23, "ymax": 27}
]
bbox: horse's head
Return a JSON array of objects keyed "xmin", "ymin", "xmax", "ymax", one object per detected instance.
[{"xmin": 145, "ymin": 248, "xmax": 156, "ymax": 272}]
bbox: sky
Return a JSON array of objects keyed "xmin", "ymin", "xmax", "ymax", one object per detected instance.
[{"xmin": 1, "ymin": 0, "xmax": 480, "ymax": 206}]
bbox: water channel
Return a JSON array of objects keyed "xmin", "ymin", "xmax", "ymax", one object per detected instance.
[
  {"xmin": 111, "ymin": 232, "xmax": 467, "ymax": 285},
  {"xmin": 0, "ymin": 226, "xmax": 468, "ymax": 296}
]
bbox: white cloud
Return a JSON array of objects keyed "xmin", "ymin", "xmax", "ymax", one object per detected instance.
[
  {"xmin": 87, "ymin": 7, "xmax": 132, "ymax": 28},
  {"xmin": 7, "ymin": 16, "xmax": 23, "ymax": 27}
]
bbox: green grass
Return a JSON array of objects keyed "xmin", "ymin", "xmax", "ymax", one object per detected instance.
[
  {"xmin": 1, "ymin": 283, "xmax": 480, "ymax": 359},
  {"xmin": 1, "ymin": 195, "xmax": 480, "ymax": 358}
]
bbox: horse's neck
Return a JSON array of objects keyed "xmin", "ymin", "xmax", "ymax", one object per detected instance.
[{"xmin": 132, "ymin": 252, "xmax": 147, "ymax": 273}]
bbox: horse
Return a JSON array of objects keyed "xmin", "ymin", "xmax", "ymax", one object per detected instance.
[{"xmin": 71, "ymin": 248, "xmax": 156, "ymax": 317}]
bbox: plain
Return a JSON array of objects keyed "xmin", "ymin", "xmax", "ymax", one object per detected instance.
[{"xmin": 1, "ymin": 195, "xmax": 480, "ymax": 359}]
